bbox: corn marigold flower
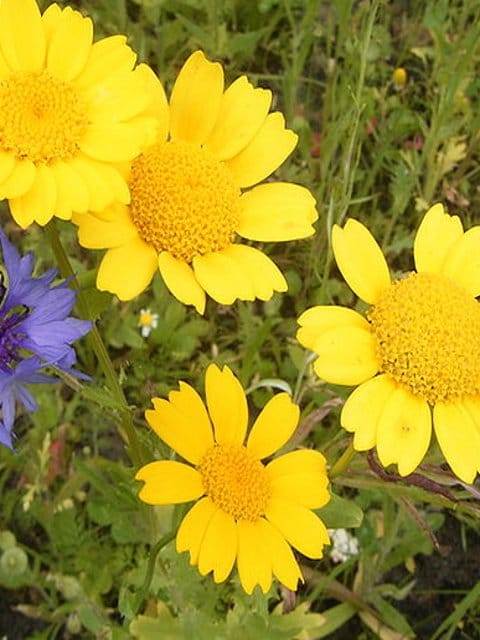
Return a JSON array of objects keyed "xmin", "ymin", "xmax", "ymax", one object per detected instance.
[
  {"xmin": 297, "ymin": 203, "xmax": 480, "ymax": 484},
  {"xmin": 74, "ymin": 50, "xmax": 318, "ymax": 313},
  {"xmin": 138, "ymin": 307, "xmax": 158, "ymax": 337},
  {"xmin": 0, "ymin": 0, "xmax": 158, "ymax": 228},
  {"xmin": 0, "ymin": 229, "xmax": 91, "ymax": 449},
  {"xmin": 135, "ymin": 363, "xmax": 330, "ymax": 594}
]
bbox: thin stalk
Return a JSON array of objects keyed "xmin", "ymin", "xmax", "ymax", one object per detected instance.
[
  {"xmin": 46, "ymin": 221, "xmax": 143, "ymax": 467},
  {"xmin": 330, "ymin": 441, "xmax": 356, "ymax": 479}
]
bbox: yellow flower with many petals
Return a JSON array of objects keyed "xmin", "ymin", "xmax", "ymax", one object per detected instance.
[
  {"xmin": 297, "ymin": 203, "xmax": 480, "ymax": 484},
  {"xmin": 74, "ymin": 50, "xmax": 318, "ymax": 313},
  {"xmin": 135, "ymin": 363, "xmax": 330, "ymax": 594},
  {"xmin": 0, "ymin": 0, "xmax": 158, "ymax": 227}
]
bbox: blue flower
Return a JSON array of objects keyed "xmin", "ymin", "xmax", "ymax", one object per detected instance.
[{"xmin": 0, "ymin": 230, "xmax": 91, "ymax": 449}]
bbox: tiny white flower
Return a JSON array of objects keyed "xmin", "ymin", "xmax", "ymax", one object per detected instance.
[
  {"xmin": 138, "ymin": 308, "xmax": 158, "ymax": 337},
  {"xmin": 328, "ymin": 528, "xmax": 359, "ymax": 563}
]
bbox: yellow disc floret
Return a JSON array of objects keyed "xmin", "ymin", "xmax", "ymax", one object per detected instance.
[
  {"xmin": 0, "ymin": 71, "xmax": 89, "ymax": 164},
  {"xmin": 129, "ymin": 141, "xmax": 241, "ymax": 262},
  {"xmin": 368, "ymin": 272, "xmax": 480, "ymax": 404},
  {"xmin": 198, "ymin": 444, "xmax": 271, "ymax": 522}
]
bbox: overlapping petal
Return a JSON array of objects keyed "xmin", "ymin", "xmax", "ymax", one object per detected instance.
[
  {"xmin": 433, "ymin": 401, "xmax": 480, "ymax": 484},
  {"xmin": 414, "ymin": 203, "xmax": 463, "ymax": 274},
  {"xmin": 341, "ymin": 374, "xmax": 397, "ymax": 450},
  {"xmin": 376, "ymin": 386, "xmax": 431, "ymax": 476}
]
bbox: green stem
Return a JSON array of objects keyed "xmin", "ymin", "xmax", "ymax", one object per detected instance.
[
  {"xmin": 134, "ymin": 530, "xmax": 176, "ymax": 614},
  {"xmin": 46, "ymin": 221, "xmax": 143, "ymax": 467},
  {"xmin": 330, "ymin": 442, "xmax": 356, "ymax": 479}
]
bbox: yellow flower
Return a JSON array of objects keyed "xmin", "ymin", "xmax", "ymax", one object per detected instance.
[
  {"xmin": 135, "ymin": 363, "xmax": 330, "ymax": 594},
  {"xmin": 297, "ymin": 203, "xmax": 480, "ymax": 484},
  {"xmin": 392, "ymin": 67, "xmax": 407, "ymax": 87},
  {"xmin": 0, "ymin": 0, "xmax": 158, "ymax": 228},
  {"xmin": 74, "ymin": 50, "xmax": 318, "ymax": 313}
]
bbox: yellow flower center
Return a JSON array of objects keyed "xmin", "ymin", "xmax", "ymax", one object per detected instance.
[
  {"xmin": 368, "ymin": 272, "xmax": 480, "ymax": 404},
  {"xmin": 0, "ymin": 70, "xmax": 89, "ymax": 164},
  {"xmin": 198, "ymin": 444, "xmax": 271, "ymax": 522},
  {"xmin": 139, "ymin": 311, "xmax": 153, "ymax": 327},
  {"xmin": 129, "ymin": 141, "xmax": 241, "ymax": 262}
]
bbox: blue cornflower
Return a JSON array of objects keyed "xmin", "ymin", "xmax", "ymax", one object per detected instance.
[{"xmin": 0, "ymin": 229, "xmax": 91, "ymax": 449}]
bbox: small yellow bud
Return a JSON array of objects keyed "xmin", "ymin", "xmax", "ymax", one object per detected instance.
[{"xmin": 392, "ymin": 67, "xmax": 407, "ymax": 86}]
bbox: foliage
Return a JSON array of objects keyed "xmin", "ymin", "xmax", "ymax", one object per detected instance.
[{"xmin": 2, "ymin": 0, "xmax": 480, "ymax": 638}]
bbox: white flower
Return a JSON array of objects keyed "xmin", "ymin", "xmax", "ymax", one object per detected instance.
[
  {"xmin": 138, "ymin": 308, "xmax": 159, "ymax": 337},
  {"xmin": 328, "ymin": 528, "xmax": 359, "ymax": 563}
]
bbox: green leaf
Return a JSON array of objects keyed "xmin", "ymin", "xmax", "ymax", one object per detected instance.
[
  {"xmin": 317, "ymin": 493, "xmax": 364, "ymax": 528},
  {"xmin": 130, "ymin": 602, "xmax": 183, "ymax": 640}
]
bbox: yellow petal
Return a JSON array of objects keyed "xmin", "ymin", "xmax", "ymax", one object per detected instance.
[
  {"xmin": 75, "ymin": 35, "xmax": 136, "ymax": 90},
  {"xmin": 146, "ymin": 391, "xmax": 213, "ymax": 465},
  {"xmin": 192, "ymin": 249, "xmax": 255, "ymax": 305},
  {"xmin": 205, "ymin": 364, "xmax": 248, "ymax": 445},
  {"xmin": 176, "ymin": 497, "xmax": 217, "ymax": 565},
  {"xmin": 0, "ymin": 0, "xmax": 45, "ymax": 71},
  {"xmin": 80, "ymin": 122, "xmax": 145, "ymax": 162},
  {"xmin": 266, "ymin": 450, "xmax": 330, "ymax": 509},
  {"xmin": 257, "ymin": 518, "xmax": 303, "ymax": 592},
  {"xmin": 205, "ymin": 75, "xmax": 272, "ymax": 161},
  {"xmin": 441, "ymin": 227, "xmax": 480, "ymax": 297},
  {"xmin": 237, "ymin": 520, "xmax": 272, "ymax": 594},
  {"xmin": 134, "ymin": 63, "xmax": 170, "ymax": 143},
  {"xmin": 158, "ymin": 252, "xmax": 206, "ymax": 314},
  {"xmin": 97, "ymin": 238, "xmax": 158, "ymax": 300},
  {"xmin": 226, "ymin": 112, "xmax": 297, "ymax": 188},
  {"xmin": 221, "ymin": 244, "xmax": 287, "ymax": 301},
  {"xmin": 332, "ymin": 219, "xmax": 391, "ymax": 304},
  {"xmin": 9, "ymin": 163, "xmax": 56, "ymax": 226},
  {"xmin": 376, "ymin": 386, "xmax": 431, "ymax": 476},
  {"xmin": 433, "ymin": 401, "xmax": 480, "ymax": 484},
  {"xmin": 341, "ymin": 374, "xmax": 397, "ymax": 451},
  {"xmin": 413, "ymin": 202, "xmax": 463, "ymax": 274},
  {"xmin": 0, "ymin": 151, "xmax": 15, "ymax": 183},
  {"xmin": 246, "ymin": 393, "xmax": 299, "ymax": 459},
  {"xmin": 197, "ymin": 509, "xmax": 237, "ymax": 583},
  {"xmin": 169, "ymin": 50, "xmax": 224, "ymax": 145},
  {"xmin": 69, "ymin": 155, "xmax": 114, "ymax": 212},
  {"xmin": 76, "ymin": 206, "xmax": 137, "ymax": 249},
  {"xmin": 86, "ymin": 68, "xmax": 151, "ymax": 124},
  {"xmin": 237, "ymin": 182, "xmax": 317, "ymax": 241},
  {"xmin": 297, "ymin": 305, "xmax": 369, "ymax": 352},
  {"xmin": 312, "ymin": 326, "xmax": 380, "ymax": 386},
  {"xmin": 41, "ymin": 3, "xmax": 62, "ymax": 44},
  {"xmin": 0, "ymin": 160, "xmax": 36, "ymax": 201},
  {"xmin": 46, "ymin": 7, "xmax": 93, "ymax": 81},
  {"xmin": 135, "ymin": 460, "xmax": 203, "ymax": 505},
  {"xmin": 265, "ymin": 498, "xmax": 329, "ymax": 558},
  {"xmin": 50, "ymin": 161, "xmax": 90, "ymax": 218}
]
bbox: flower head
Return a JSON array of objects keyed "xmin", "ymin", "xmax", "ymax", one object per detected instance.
[
  {"xmin": 0, "ymin": 229, "xmax": 91, "ymax": 448},
  {"xmin": 392, "ymin": 67, "xmax": 407, "ymax": 87},
  {"xmin": 0, "ymin": 0, "xmax": 158, "ymax": 228},
  {"xmin": 75, "ymin": 50, "xmax": 318, "ymax": 313},
  {"xmin": 136, "ymin": 363, "xmax": 330, "ymax": 594},
  {"xmin": 297, "ymin": 203, "xmax": 480, "ymax": 484},
  {"xmin": 138, "ymin": 308, "xmax": 158, "ymax": 337}
]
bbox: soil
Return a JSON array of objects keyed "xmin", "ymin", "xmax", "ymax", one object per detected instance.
[{"xmin": 0, "ymin": 588, "xmax": 48, "ymax": 639}]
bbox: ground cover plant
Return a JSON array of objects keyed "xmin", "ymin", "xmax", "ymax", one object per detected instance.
[{"xmin": 0, "ymin": 0, "xmax": 480, "ymax": 638}]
